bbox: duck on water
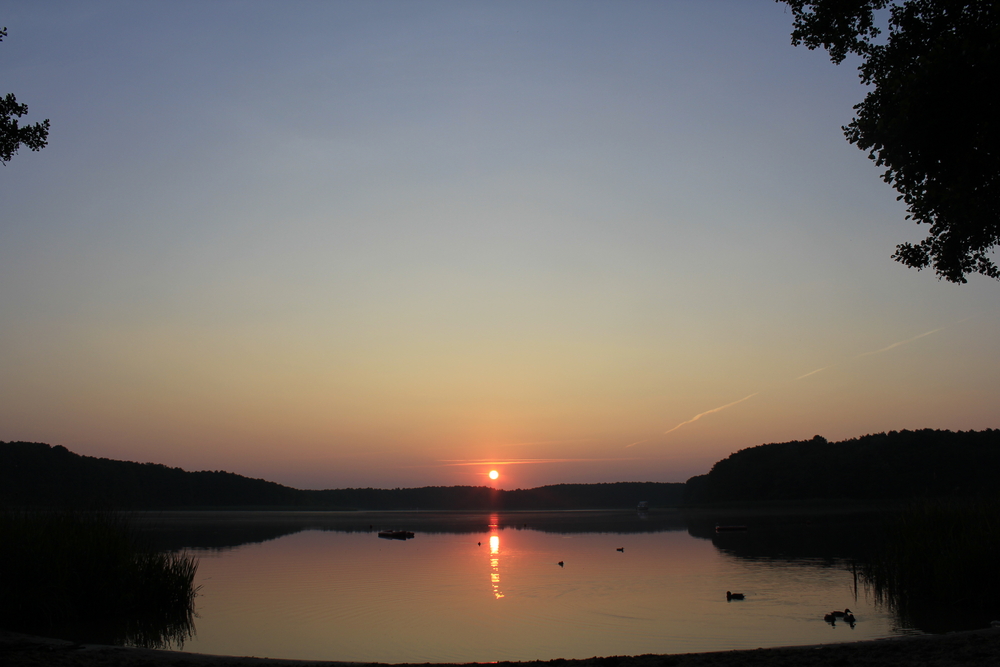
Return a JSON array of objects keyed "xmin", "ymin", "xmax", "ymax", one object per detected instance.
[{"xmin": 824, "ymin": 609, "xmax": 855, "ymax": 623}]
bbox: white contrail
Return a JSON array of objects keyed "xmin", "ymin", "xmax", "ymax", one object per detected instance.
[
  {"xmin": 858, "ymin": 328, "xmax": 943, "ymax": 357},
  {"xmin": 663, "ymin": 393, "xmax": 759, "ymax": 435},
  {"xmin": 640, "ymin": 321, "xmax": 961, "ymax": 444},
  {"xmin": 623, "ymin": 439, "xmax": 649, "ymax": 449},
  {"xmin": 796, "ymin": 366, "xmax": 832, "ymax": 380}
]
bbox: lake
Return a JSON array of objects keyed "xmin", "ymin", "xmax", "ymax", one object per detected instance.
[{"xmin": 137, "ymin": 509, "xmax": 912, "ymax": 663}]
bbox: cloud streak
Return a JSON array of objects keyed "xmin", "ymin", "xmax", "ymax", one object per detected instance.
[
  {"xmin": 796, "ymin": 366, "xmax": 832, "ymax": 380},
  {"xmin": 637, "ymin": 320, "xmax": 961, "ymax": 447},
  {"xmin": 858, "ymin": 328, "xmax": 943, "ymax": 357},
  {"xmin": 797, "ymin": 326, "xmax": 947, "ymax": 379},
  {"xmin": 661, "ymin": 392, "xmax": 759, "ymax": 437}
]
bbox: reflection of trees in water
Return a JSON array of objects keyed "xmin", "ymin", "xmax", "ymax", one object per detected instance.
[
  {"xmin": 0, "ymin": 510, "xmax": 197, "ymax": 649},
  {"xmin": 64, "ymin": 568, "xmax": 196, "ymax": 649},
  {"xmin": 683, "ymin": 507, "xmax": 886, "ymax": 563},
  {"xmin": 858, "ymin": 499, "xmax": 1000, "ymax": 634},
  {"xmin": 682, "ymin": 503, "xmax": 1000, "ymax": 635},
  {"xmin": 135, "ymin": 509, "xmax": 692, "ymax": 552},
  {"xmin": 129, "ymin": 505, "xmax": 1000, "ymax": 637}
]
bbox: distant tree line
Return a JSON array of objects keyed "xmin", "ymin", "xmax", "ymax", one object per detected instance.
[
  {"xmin": 0, "ymin": 442, "xmax": 683, "ymax": 510},
  {"xmin": 4, "ymin": 429, "xmax": 997, "ymax": 511},
  {"xmin": 307, "ymin": 482, "xmax": 684, "ymax": 511},
  {"xmin": 0, "ymin": 443, "xmax": 302, "ymax": 509},
  {"xmin": 683, "ymin": 429, "xmax": 1000, "ymax": 505}
]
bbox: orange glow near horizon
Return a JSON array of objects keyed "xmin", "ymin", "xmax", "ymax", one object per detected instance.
[{"xmin": 5, "ymin": 1, "xmax": 1000, "ymax": 497}]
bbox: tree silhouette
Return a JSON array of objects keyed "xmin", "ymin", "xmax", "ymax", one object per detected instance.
[
  {"xmin": 780, "ymin": 1, "xmax": 999, "ymax": 283},
  {"xmin": 1, "ymin": 27, "xmax": 50, "ymax": 165}
]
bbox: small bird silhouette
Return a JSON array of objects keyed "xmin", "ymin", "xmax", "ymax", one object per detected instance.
[
  {"xmin": 477, "ymin": 542, "xmax": 481, "ymax": 546},
  {"xmin": 558, "ymin": 561, "xmax": 564, "ymax": 567},
  {"xmin": 825, "ymin": 609, "xmax": 854, "ymax": 623},
  {"xmin": 726, "ymin": 591, "xmax": 744, "ymax": 600},
  {"xmin": 616, "ymin": 547, "xmax": 624, "ymax": 552}
]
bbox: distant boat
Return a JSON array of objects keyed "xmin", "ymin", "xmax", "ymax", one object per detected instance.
[
  {"xmin": 715, "ymin": 525, "xmax": 747, "ymax": 532},
  {"xmin": 378, "ymin": 530, "xmax": 415, "ymax": 540},
  {"xmin": 637, "ymin": 501, "xmax": 649, "ymax": 510}
]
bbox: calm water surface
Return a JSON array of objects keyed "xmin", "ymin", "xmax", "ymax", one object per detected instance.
[{"xmin": 144, "ymin": 510, "xmax": 907, "ymax": 663}]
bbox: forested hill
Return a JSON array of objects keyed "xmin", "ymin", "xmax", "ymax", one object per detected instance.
[
  {"xmin": 683, "ymin": 429, "xmax": 1000, "ymax": 505},
  {"xmin": 5, "ymin": 430, "xmax": 996, "ymax": 510},
  {"xmin": 0, "ymin": 442, "xmax": 301, "ymax": 508},
  {"xmin": 0, "ymin": 441, "xmax": 683, "ymax": 510}
]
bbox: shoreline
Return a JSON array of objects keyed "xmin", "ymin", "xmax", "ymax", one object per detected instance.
[{"xmin": 3, "ymin": 627, "xmax": 999, "ymax": 667}]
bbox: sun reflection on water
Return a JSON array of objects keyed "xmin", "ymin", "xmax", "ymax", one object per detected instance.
[
  {"xmin": 488, "ymin": 521, "xmax": 504, "ymax": 599},
  {"xmin": 177, "ymin": 514, "xmax": 906, "ymax": 663}
]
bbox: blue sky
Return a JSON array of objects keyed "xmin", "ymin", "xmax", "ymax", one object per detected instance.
[{"xmin": 2, "ymin": 1, "xmax": 996, "ymax": 489}]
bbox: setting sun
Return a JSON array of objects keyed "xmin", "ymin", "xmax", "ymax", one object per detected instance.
[{"xmin": 489, "ymin": 470, "xmax": 499, "ymax": 480}]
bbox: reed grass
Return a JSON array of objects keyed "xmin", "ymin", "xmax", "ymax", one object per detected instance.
[
  {"xmin": 0, "ymin": 508, "xmax": 198, "ymax": 648},
  {"xmin": 860, "ymin": 498, "xmax": 1000, "ymax": 625}
]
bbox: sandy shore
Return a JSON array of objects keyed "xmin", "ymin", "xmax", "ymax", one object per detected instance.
[{"xmin": 3, "ymin": 628, "xmax": 1000, "ymax": 667}]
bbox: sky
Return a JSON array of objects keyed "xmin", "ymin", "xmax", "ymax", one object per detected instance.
[{"xmin": 1, "ymin": 1, "xmax": 997, "ymax": 490}]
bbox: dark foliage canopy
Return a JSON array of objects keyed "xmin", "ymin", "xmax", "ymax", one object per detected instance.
[
  {"xmin": 781, "ymin": 1, "xmax": 1000, "ymax": 283},
  {"xmin": 1, "ymin": 27, "xmax": 50, "ymax": 165},
  {"xmin": 684, "ymin": 429, "xmax": 1000, "ymax": 504},
  {"xmin": 0, "ymin": 441, "xmax": 684, "ymax": 510}
]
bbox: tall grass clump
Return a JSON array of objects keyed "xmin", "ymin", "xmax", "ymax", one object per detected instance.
[
  {"xmin": 860, "ymin": 498, "xmax": 1000, "ymax": 628},
  {"xmin": 0, "ymin": 508, "xmax": 198, "ymax": 648}
]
